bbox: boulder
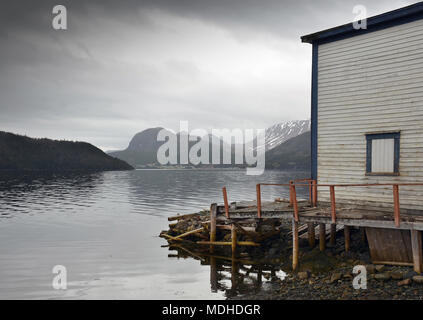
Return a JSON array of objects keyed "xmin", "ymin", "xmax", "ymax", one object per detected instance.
[
  {"xmin": 330, "ymin": 273, "xmax": 342, "ymax": 283},
  {"xmin": 412, "ymin": 275, "xmax": 423, "ymax": 284},
  {"xmin": 397, "ymin": 278, "xmax": 412, "ymax": 286}
]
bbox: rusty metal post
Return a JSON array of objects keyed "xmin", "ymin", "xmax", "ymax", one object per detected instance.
[
  {"xmin": 222, "ymin": 187, "xmax": 230, "ymax": 218},
  {"xmin": 308, "ymin": 222, "xmax": 315, "ymax": 248},
  {"xmin": 256, "ymin": 184, "xmax": 262, "ymax": 218},
  {"xmin": 344, "ymin": 225, "xmax": 350, "ymax": 252},
  {"xmin": 330, "ymin": 185, "xmax": 336, "ymax": 223},
  {"xmin": 312, "ymin": 180, "xmax": 317, "ymax": 207},
  {"xmin": 393, "ymin": 184, "xmax": 400, "ymax": 227},
  {"xmin": 308, "ymin": 180, "xmax": 312, "ymax": 205},
  {"xmin": 292, "ymin": 220, "xmax": 299, "ymax": 271},
  {"xmin": 290, "ymin": 184, "xmax": 299, "ymax": 222},
  {"xmin": 319, "ymin": 223, "xmax": 326, "ymax": 251},
  {"xmin": 289, "ymin": 180, "xmax": 293, "ymax": 206},
  {"xmin": 210, "ymin": 203, "xmax": 217, "ymax": 253}
]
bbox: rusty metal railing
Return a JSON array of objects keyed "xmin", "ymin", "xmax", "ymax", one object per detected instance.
[{"xmin": 223, "ymin": 181, "xmax": 423, "ymax": 227}]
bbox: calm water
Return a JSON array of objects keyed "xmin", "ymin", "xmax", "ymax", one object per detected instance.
[{"xmin": 0, "ymin": 169, "xmax": 308, "ymax": 299}]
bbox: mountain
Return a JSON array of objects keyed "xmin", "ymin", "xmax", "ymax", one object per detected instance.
[
  {"xmin": 110, "ymin": 121, "xmax": 311, "ymax": 169},
  {"xmin": 0, "ymin": 131, "xmax": 133, "ymax": 171},
  {"xmin": 265, "ymin": 131, "xmax": 311, "ymax": 170},
  {"xmin": 109, "ymin": 128, "xmax": 236, "ymax": 168},
  {"xmin": 109, "ymin": 127, "xmax": 171, "ymax": 166},
  {"xmin": 255, "ymin": 120, "xmax": 310, "ymax": 151}
]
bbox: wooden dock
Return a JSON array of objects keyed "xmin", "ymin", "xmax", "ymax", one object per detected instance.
[{"xmin": 214, "ymin": 180, "xmax": 423, "ymax": 274}]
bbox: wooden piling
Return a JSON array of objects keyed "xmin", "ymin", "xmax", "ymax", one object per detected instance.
[
  {"xmin": 319, "ymin": 223, "xmax": 326, "ymax": 251},
  {"xmin": 330, "ymin": 224, "xmax": 336, "ymax": 245},
  {"xmin": 411, "ymin": 230, "xmax": 423, "ymax": 274},
  {"xmin": 231, "ymin": 224, "xmax": 237, "ymax": 255},
  {"xmin": 210, "ymin": 203, "xmax": 217, "ymax": 253},
  {"xmin": 344, "ymin": 225, "xmax": 350, "ymax": 252},
  {"xmin": 308, "ymin": 222, "xmax": 315, "ymax": 248},
  {"xmin": 292, "ymin": 220, "xmax": 299, "ymax": 271}
]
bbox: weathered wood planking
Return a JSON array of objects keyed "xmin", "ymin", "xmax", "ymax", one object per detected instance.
[{"xmin": 365, "ymin": 227, "xmax": 413, "ymax": 264}]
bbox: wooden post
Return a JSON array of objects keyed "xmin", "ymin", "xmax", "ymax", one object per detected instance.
[
  {"xmin": 411, "ymin": 230, "xmax": 423, "ymax": 274},
  {"xmin": 210, "ymin": 203, "xmax": 217, "ymax": 253},
  {"xmin": 231, "ymin": 224, "xmax": 237, "ymax": 255},
  {"xmin": 308, "ymin": 222, "xmax": 315, "ymax": 248},
  {"xmin": 222, "ymin": 187, "xmax": 229, "ymax": 218},
  {"xmin": 330, "ymin": 224, "xmax": 336, "ymax": 245},
  {"xmin": 256, "ymin": 184, "xmax": 262, "ymax": 218},
  {"xmin": 312, "ymin": 180, "xmax": 317, "ymax": 207},
  {"xmin": 292, "ymin": 220, "xmax": 299, "ymax": 271},
  {"xmin": 290, "ymin": 184, "xmax": 299, "ymax": 222},
  {"xmin": 393, "ymin": 184, "xmax": 400, "ymax": 227},
  {"xmin": 344, "ymin": 225, "xmax": 350, "ymax": 252},
  {"xmin": 330, "ymin": 185, "xmax": 336, "ymax": 223},
  {"xmin": 319, "ymin": 223, "xmax": 326, "ymax": 251}
]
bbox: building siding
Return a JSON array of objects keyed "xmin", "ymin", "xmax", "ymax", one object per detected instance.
[{"xmin": 317, "ymin": 18, "xmax": 423, "ymax": 212}]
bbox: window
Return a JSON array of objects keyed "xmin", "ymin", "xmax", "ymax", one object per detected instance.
[{"xmin": 366, "ymin": 132, "xmax": 400, "ymax": 175}]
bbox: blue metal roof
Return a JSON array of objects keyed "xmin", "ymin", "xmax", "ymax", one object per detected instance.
[{"xmin": 301, "ymin": 2, "xmax": 423, "ymax": 44}]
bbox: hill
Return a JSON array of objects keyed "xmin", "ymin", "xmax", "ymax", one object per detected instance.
[
  {"xmin": 265, "ymin": 131, "xmax": 311, "ymax": 170},
  {"xmin": 0, "ymin": 131, "xmax": 133, "ymax": 171}
]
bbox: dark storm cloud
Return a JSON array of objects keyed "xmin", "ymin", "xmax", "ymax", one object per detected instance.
[{"xmin": 0, "ymin": 0, "xmax": 419, "ymax": 150}]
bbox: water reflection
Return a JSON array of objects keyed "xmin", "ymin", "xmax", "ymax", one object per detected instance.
[{"xmin": 167, "ymin": 245, "xmax": 288, "ymax": 299}]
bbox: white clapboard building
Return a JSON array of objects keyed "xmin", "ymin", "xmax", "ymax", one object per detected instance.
[{"xmin": 302, "ymin": 3, "xmax": 423, "ymax": 212}]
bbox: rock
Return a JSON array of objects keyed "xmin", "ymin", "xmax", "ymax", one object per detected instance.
[
  {"xmin": 390, "ymin": 272, "xmax": 403, "ymax": 280},
  {"xmin": 397, "ymin": 278, "xmax": 412, "ymax": 286},
  {"xmin": 412, "ymin": 275, "xmax": 423, "ymax": 284},
  {"xmin": 366, "ymin": 264, "xmax": 376, "ymax": 274},
  {"xmin": 330, "ymin": 273, "xmax": 342, "ymax": 283},
  {"xmin": 343, "ymin": 272, "xmax": 353, "ymax": 279},
  {"xmin": 404, "ymin": 270, "xmax": 417, "ymax": 279},
  {"xmin": 374, "ymin": 273, "xmax": 391, "ymax": 281},
  {"xmin": 297, "ymin": 271, "xmax": 309, "ymax": 280},
  {"xmin": 375, "ymin": 265, "xmax": 385, "ymax": 272}
]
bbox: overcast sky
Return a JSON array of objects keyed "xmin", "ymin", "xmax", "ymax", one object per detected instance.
[{"xmin": 0, "ymin": 0, "xmax": 419, "ymax": 150}]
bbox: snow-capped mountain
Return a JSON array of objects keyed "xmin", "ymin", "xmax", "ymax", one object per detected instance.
[{"xmin": 255, "ymin": 120, "xmax": 310, "ymax": 151}]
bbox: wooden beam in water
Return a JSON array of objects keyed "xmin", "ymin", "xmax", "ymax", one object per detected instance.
[
  {"xmin": 411, "ymin": 230, "xmax": 423, "ymax": 274},
  {"xmin": 173, "ymin": 227, "xmax": 204, "ymax": 239}
]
